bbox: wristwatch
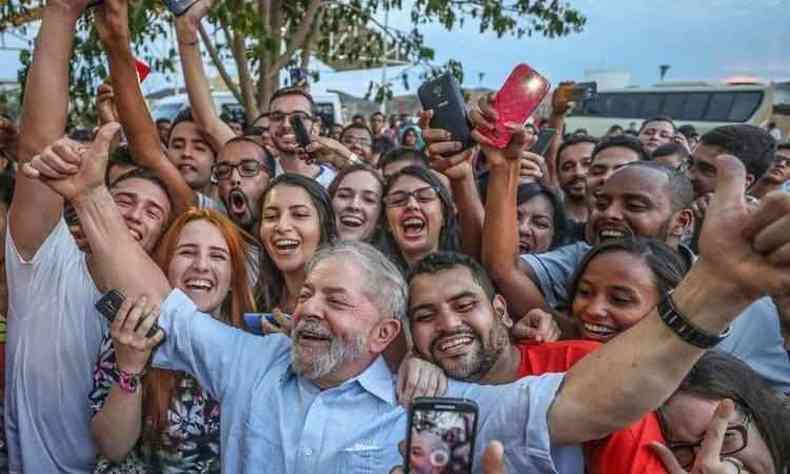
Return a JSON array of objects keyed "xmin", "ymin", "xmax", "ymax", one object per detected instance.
[
  {"xmin": 113, "ymin": 367, "xmax": 144, "ymax": 394},
  {"xmin": 658, "ymin": 291, "xmax": 730, "ymax": 349}
]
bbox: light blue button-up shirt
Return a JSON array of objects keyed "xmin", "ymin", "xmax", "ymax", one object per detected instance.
[{"xmin": 153, "ymin": 289, "xmax": 582, "ymax": 473}]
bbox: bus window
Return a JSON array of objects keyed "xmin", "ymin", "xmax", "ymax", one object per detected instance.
[
  {"xmin": 683, "ymin": 93, "xmax": 709, "ymax": 121},
  {"xmin": 728, "ymin": 92, "xmax": 762, "ymax": 121},
  {"xmin": 705, "ymin": 93, "xmax": 736, "ymax": 121},
  {"xmin": 662, "ymin": 93, "xmax": 686, "ymax": 119},
  {"xmin": 640, "ymin": 94, "xmax": 663, "ymax": 118},
  {"xmin": 610, "ymin": 94, "xmax": 642, "ymax": 117}
]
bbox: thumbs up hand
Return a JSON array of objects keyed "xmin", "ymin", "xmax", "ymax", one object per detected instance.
[{"xmin": 22, "ymin": 122, "xmax": 122, "ymax": 202}]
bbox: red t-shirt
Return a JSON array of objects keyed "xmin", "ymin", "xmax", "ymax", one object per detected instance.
[{"xmin": 517, "ymin": 340, "xmax": 668, "ymax": 474}]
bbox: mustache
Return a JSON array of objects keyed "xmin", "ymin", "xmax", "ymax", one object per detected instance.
[{"xmin": 295, "ymin": 319, "xmax": 332, "ymax": 338}]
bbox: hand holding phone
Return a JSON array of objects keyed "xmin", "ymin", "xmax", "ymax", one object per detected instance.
[
  {"xmin": 529, "ymin": 127, "xmax": 556, "ymax": 156},
  {"xmin": 405, "ymin": 397, "xmax": 478, "ymax": 474},
  {"xmin": 476, "ymin": 64, "xmax": 551, "ymax": 150},
  {"xmin": 417, "ymin": 74, "xmax": 473, "ymax": 156},
  {"xmin": 95, "ymin": 290, "xmax": 163, "ymax": 339}
]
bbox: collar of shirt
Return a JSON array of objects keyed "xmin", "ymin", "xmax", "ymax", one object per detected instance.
[{"xmin": 280, "ymin": 354, "xmax": 397, "ymax": 406}]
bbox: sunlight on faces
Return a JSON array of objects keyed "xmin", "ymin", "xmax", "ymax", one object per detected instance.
[
  {"xmin": 333, "ymin": 170, "xmax": 382, "ymax": 242},
  {"xmin": 572, "ymin": 251, "xmax": 660, "ymax": 342},
  {"xmin": 260, "ymin": 184, "xmax": 322, "ymax": 274},
  {"xmin": 291, "ymin": 257, "xmax": 382, "ymax": 384},
  {"xmin": 386, "ymin": 175, "xmax": 444, "ymax": 262},
  {"xmin": 167, "ymin": 220, "xmax": 232, "ymax": 314},
  {"xmin": 217, "ymin": 140, "xmax": 271, "ymax": 230},
  {"xmin": 661, "ymin": 393, "xmax": 776, "ymax": 474},
  {"xmin": 269, "ymin": 94, "xmax": 313, "ymax": 155},
  {"xmin": 168, "ymin": 121, "xmax": 215, "ymax": 190},
  {"xmin": 517, "ymin": 194, "xmax": 555, "ymax": 254},
  {"xmin": 409, "ymin": 267, "xmax": 510, "ymax": 382},
  {"xmin": 588, "ymin": 166, "xmax": 676, "ymax": 245},
  {"xmin": 639, "ymin": 120, "xmax": 674, "ymax": 153},
  {"xmin": 586, "ymin": 146, "xmax": 641, "ymax": 200},
  {"xmin": 110, "ymin": 177, "xmax": 171, "ymax": 253},
  {"xmin": 557, "ymin": 142, "xmax": 595, "ymax": 200}
]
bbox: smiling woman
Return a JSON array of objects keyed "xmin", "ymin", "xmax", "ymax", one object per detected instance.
[
  {"xmin": 90, "ymin": 208, "xmax": 255, "ymax": 473},
  {"xmin": 383, "ymin": 166, "xmax": 460, "ymax": 272},
  {"xmin": 328, "ymin": 164, "xmax": 384, "ymax": 244},
  {"xmin": 257, "ymin": 173, "xmax": 337, "ymax": 313}
]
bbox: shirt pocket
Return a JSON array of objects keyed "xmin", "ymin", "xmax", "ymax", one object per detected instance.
[{"xmin": 339, "ymin": 445, "xmax": 386, "ymax": 474}]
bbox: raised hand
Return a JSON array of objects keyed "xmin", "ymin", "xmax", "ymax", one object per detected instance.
[
  {"xmin": 697, "ymin": 155, "xmax": 790, "ymax": 301},
  {"xmin": 96, "ymin": 82, "xmax": 119, "ymax": 126},
  {"xmin": 0, "ymin": 116, "xmax": 19, "ymax": 163},
  {"xmin": 419, "ymin": 110, "xmax": 475, "ymax": 181},
  {"xmin": 650, "ymin": 400, "xmax": 749, "ymax": 474},
  {"xmin": 175, "ymin": 0, "xmax": 212, "ymax": 41},
  {"xmin": 550, "ymin": 82, "xmax": 576, "ymax": 117},
  {"xmin": 94, "ymin": 0, "xmax": 130, "ymax": 47},
  {"xmin": 21, "ymin": 122, "xmax": 121, "ymax": 202},
  {"xmin": 468, "ymin": 94, "xmax": 536, "ymax": 168},
  {"xmin": 110, "ymin": 295, "xmax": 165, "ymax": 374}
]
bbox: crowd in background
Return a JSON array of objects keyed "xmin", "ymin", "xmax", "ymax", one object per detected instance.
[{"xmin": 0, "ymin": 0, "xmax": 789, "ymax": 473}]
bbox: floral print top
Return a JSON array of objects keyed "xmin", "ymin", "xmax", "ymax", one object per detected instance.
[{"xmin": 89, "ymin": 334, "xmax": 221, "ymax": 473}]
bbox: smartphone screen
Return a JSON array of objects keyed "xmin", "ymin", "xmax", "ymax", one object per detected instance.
[
  {"xmin": 529, "ymin": 127, "xmax": 557, "ymax": 156},
  {"xmin": 480, "ymin": 64, "xmax": 550, "ymax": 149},
  {"xmin": 406, "ymin": 398, "xmax": 478, "ymax": 474}
]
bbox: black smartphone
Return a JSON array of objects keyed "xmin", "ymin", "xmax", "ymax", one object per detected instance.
[
  {"xmin": 162, "ymin": 0, "xmax": 200, "ymax": 16},
  {"xmin": 95, "ymin": 290, "xmax": 163, "ymax": 339},
  {"xmin": 529, "ymin": 127, "xmax": 557, "ymax": 156},
  {"xmin": 417, "ymin": 74, "xmax": 474, "ymax": 155},
  {"xmin": 405, "ymin": 397, "xmax": 479, "ymax": 474},
  {"xmin": 568, "ymin": 81, "xmax": 597, "ymax": 102},
  {"xmin": 290, "ymin": 115, "xmax": 313, "ymax": 149}
]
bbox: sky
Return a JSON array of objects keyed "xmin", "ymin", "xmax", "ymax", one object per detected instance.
[{"xmin": 0, "ymin": 0, "xmax": 788, "ymax": 98}]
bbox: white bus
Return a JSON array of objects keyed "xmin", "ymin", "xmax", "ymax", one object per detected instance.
[{"xmin": 564, "ymin": 81, "xmax": 776, "ymax": 137}]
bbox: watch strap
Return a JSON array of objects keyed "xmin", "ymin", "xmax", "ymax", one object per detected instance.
[{"xmin": 658, "ymin": 291, "xmax": 730, "ymax": 349}]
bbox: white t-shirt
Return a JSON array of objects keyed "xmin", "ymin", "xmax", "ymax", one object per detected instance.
[{"xmin": 5, "ymin": 219, "xmax": 105, "ymax": 473}]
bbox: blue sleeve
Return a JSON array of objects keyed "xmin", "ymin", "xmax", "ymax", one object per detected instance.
[
  {"xmin": 521, "ymin": 243, "xmax": 590, "ymax": 309},
  {"xmin": 447, "ymin": 373, "xmax": 582, "ymax": 473},
  {"xmin": 152, "ymin": 289, "xmax": 280, "ymax": 401}
]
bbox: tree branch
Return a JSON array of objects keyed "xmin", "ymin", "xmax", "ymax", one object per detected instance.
[
  {"xmin": 266, "ymin": 0, "xmax": 323, "ymax": 78},
  {"xmin": 300, "ymin": 6, "xmax": 323, "ymax": 70},
  {"xmin": 197, "ymin": 23, "xmax": 243, "ymax": 104},
  {"xmin": 217, "ymin": 14, "xmax": 257, "ymax": 119}
]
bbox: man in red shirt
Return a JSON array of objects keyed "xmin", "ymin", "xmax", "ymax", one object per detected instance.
[{"xmin": 407, "ymin": 251, "xmax": 667, "ymax": 474}]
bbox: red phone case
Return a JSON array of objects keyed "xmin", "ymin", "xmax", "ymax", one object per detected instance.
[{"xmin": 481, "ymin": 64, "xmax": 550, "ymax": 149}]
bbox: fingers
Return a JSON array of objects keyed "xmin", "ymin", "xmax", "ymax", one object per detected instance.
[
  {"xmin": 478, "ymin": 93, "xmax": 498, "ymax": 121},
  {"xmin": 134, "ymin": 305, "xmax": 159, "ymax": 339},
  {"xmin": 697, "ymin": 399, "xmax": 735, "ymax": 468},
  {"xmin": 119, "ymin": 295, "xmax": 147, "ymax": 334},
  {"xmin": 481, "ymin": 440, "xmax": 506, "ymax": 474},
  {"xmin": 273, "ymin": 308, "xmax": 292, "ymax": 336},
  {"xmin": 709, "ymin": 155, "xmax": 747, "ymax": 211},
  {"xmin": 92, "ymin": 122, "xmax": 122, "ymax": 155},
  {"xmin": 110, "ymin": 295, "xmax": 134, "ymax": 337},
  {"xmin": 743, "ymin": 192, "xmax": 790, "ymax": 255},
  {"xmin": 418, "ymin": 110, "xmax": 433, "ymax": 130},
  {"xmin": 427, "ymin": 141, "xmax": 463, "ymax": 157},
  {"xmin": 648, "ymin": 442, "xmax": 687, "ymax": 474},
  {"xmin": 469, "ymin": 108, "xmax": 496, "ymax": 132}
]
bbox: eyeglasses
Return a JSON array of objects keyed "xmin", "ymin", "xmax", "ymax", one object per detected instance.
[
  {"xmin": 267, "ymin": 111, "xmax": 315, "ymax": 124},
  {"xmin": 383, "ymin": 186, "xmax": 439, "ymax": 208},
  {"xmin": 212, "ymin": 160, "xmax": 269, "ymax": 181},
  {"xmin": 656, "ymin": 406, "xmax": 751, "ymax": 469},
  {"xmin": 773, "ymin": 156, "xmax": 790, "ymax": 168}
]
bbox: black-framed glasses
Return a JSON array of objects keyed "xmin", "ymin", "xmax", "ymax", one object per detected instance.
[
  {"xmin": 212, "ymin": 160, "xmax": 269, "ymax": 181},
  {"xmin": 341, "ymin": 135, "xmax": 373, "ymax": 147},
  {"xmin": 773, "ymin": 156, "xmax": 790, "ymax": 168},
  {"xmin": 383, "ymin": 186, "xmax": 438, "ymax": 208},
  {"xmin": 267, "ymin": 111, "xmax": 315, "ymax": 124},
  {"xmin": 656, "ymin": 406, "xmax": 751, "ymax": 469}
]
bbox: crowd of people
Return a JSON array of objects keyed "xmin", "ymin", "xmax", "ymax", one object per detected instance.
[{"xmin": 0, "ymin": 0, "xmax": 789, "ymax": 472}]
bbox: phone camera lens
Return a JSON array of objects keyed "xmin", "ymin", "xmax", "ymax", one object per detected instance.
[{"xmin": 430, "ymin": 449, "xmax": 449, "ymax": 467}]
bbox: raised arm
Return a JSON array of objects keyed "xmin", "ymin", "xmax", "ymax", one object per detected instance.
[
  {"xmin": 472, "ymin": 102, "xmax": 547, "ymax": 316},
  {"xmin": 549, "ymin": 157, "xmax": 790, "ymax": 444},
  {"xmin": 543, "ymin": 82, "xmax": 574, "ymax": 189},
  {"xmin": 174, "ymin": 0, "xmax": 235, "ymax": 151},
  {"xmin": 419, "ymin": 110, "xmax": 485, "ymax": 260},
  {"xmin": 9, "ymin": 0, "xmax": 88, "ymax": 260},
  {"xmin": 95, "ymin": 0, "xmax": 194, "ymax": 215}
]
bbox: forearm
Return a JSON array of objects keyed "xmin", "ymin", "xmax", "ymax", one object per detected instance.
[
  {"xmin": 450, "ymin": 173, "xmax": 485, "ymax": 261},
  {"xmin": 10, "ymin": 6, "xmax": 79, "ymax": 258},
  {"xmin": 91, "ymin": 386, "xmax": 143, "ymax": 461},
  {"xmin": 105, "ymin": 44, "xmax": 195, "ymax": 214},
  {"xmin": 550, "ymin": 261, "xmax": 750, "ymax": 443},
  {"xmin": 176, "ymin": 29, "xmax": 234, "ymax": 150},
  {"xmin": 544, "ymin": 113, "xmax": 565, "ymax": 189},
  {"xmin": 72, "ymin": 186, "xmax": 171, "ymax": 302},
  {"xmin": 481, "ymin": 161, "xmax": 546, "ymax": 311}
]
